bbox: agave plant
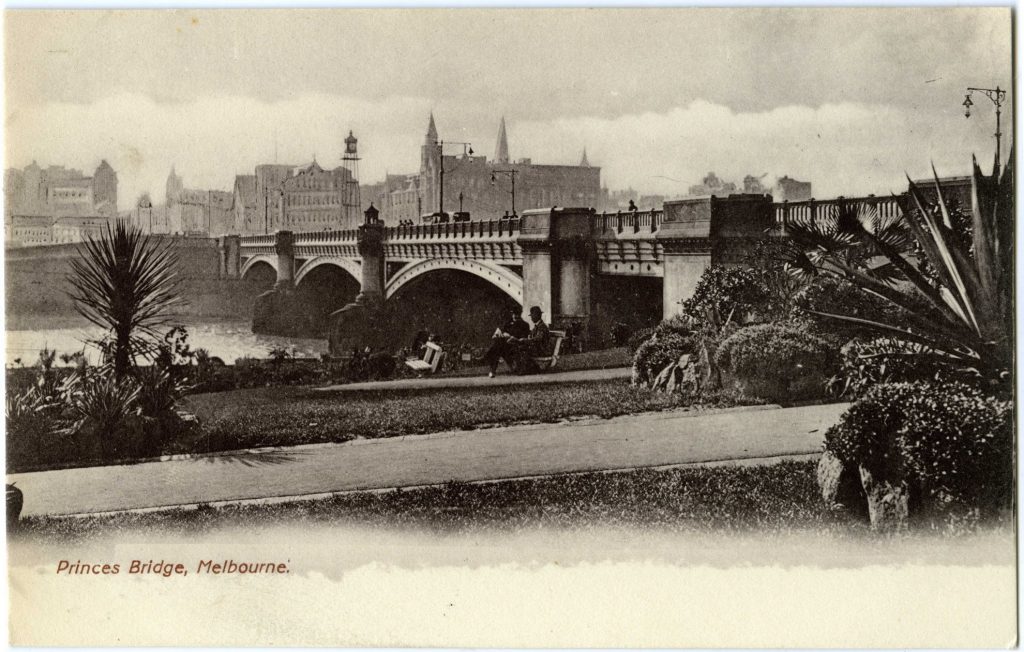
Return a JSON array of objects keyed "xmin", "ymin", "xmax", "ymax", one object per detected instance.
[
  {"xmin": 67, "ymin": 220, "xmax": 181, "ymax": 379},
  {"xmin": 59, "ymin": 372, "xmax": 143, "ymax": 459},
  {"xmin": 782, "ymin": 153, "xmax": 1013, "ymax": 391}
]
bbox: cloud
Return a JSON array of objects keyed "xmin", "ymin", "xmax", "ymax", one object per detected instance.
[
  {"xmin": 5, "ymin": 92, "xmax": 999, "ymax": 210},
  {"xmin": 515, "ymin": 100, "xmax": 995, "ymax": 198}
]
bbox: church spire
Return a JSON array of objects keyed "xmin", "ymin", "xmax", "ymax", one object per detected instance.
[
  {"xmin": 494, "ymin": 116, "xmax": 510, "ymax": 164},
  {"xmin": 426, "ymin": 112, "xmax": 438, "ymax": 144},
  {"xmin": 580, "ymin": 147, "xmax": 590, "ymax": 167}
]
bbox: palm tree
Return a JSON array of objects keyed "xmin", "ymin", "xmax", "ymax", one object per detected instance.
[
  {"xmin": 67, "ymin": 220, "xmax": 181, "ymax": 379},
  {"xmin": 782, "ymin": 153, "xmax": 1013, "ymax": 391}
]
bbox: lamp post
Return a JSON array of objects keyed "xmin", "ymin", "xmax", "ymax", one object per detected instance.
[
  {"xmin": 490, "ymin": 168, "xmax": 518, "ymax": 217},
  {"xmin": 435, "ymin": 140, "xmax": 473, "ymax": 217},
  {"xmin": 963, "ymin": 86, "xmax": 1007, "ymax": 170}
]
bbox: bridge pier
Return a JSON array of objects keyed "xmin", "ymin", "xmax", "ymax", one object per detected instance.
[
  {"xmin": 328, "ymin": 205, "xmax": 391, "ymax": 354},
  {"xmin": 253, "ymin": 230, "xmax": 306, "ymax": 336},
  {"xmin": 218, "ymin": 235, "xmax": 241, "ymax": 279},
  {"xmin": 518, "ymin": 208, "xmax": 595, "ymax": 338},
  {"xmin": 658, "ymin": 195, "xmax": 775, "ymax": 319},
  {"xmin": 274, "ymin": 230, "xmax": 295, "ymax": 289}
]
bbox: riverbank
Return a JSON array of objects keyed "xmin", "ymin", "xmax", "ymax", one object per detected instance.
[{"xmin": 6, "ymin": 317, "xmax": 328, "ymax": 366}]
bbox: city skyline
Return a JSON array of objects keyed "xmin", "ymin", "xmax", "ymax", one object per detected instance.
[{"xmin": 5, "ymin": 8, "xmax": 1012, "ymax": 209}]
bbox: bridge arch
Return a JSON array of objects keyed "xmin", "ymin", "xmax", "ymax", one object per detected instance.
[
  {"xmin": 384, "ymin": 258, "xmax": 523, "ymax": 305},
  {"xmin": 295, "ymin": 256, "xmax": 361, "ymax": 286},
  {"xmin": 240, "ymin": 255, "xmax": 277, "ymax": 280}
]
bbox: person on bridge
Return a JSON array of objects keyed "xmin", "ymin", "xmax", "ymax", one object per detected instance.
[
  {"xmin": 628, "ymin": 199, "xmax": 638, "ymax": 212},
  {"xmin": 483, "ymin": 306, "xmax": 531, "ymax": 377}
]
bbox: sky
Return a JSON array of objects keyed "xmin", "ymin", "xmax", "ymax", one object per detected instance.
[{"xmin": 4, "ymin": 8, "xmax": 1014, "ymax": 209}]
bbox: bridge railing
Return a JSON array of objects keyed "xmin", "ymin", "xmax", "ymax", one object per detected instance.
[
  {"xmin": 384, "ymin": 218, "xmax": 522, "ymax": 240},
  {"xmin": 592, "ymin": 210, "xmax": 663, "ymax": 235},
  {"xmin": 239, "ymin": 234, "xmax": 275, "ymax": 248},
  {"xmin": 294, "ymin": 229, "xmax": 359, "ymax": 244},
  {"xmin": 773, "ymin": 195, "xmax": 905, "ymax": 230}
]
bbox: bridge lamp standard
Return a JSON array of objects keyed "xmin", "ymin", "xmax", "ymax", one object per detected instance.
[
  {"xmin": 963, "ymin": 86, "xmax": 1007, "ymax": 170},
  {"xmin": 491, "ymin": 168, "xmax": 518, "ymax": 217},
  {"xmin": 435, "ymin": 140, "xmax": 473, "ymax": 217}
]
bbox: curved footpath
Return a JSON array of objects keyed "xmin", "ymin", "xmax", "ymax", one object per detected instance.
[{"xmin": 8, "ymin": 400, "xmax": 848, "ymax": 518}]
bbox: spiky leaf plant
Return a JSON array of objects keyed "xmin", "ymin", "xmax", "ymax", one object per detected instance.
[
  {"xmin": 67, "ymin": 220, "xmax": 181, "ymax": 379},
  {"xmin": 782, "ymin": 153, "xmax": 1013, "ymax": 392}
]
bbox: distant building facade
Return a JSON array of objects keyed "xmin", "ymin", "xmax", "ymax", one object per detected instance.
[
  {"xmin": 5, "ymin": 160, "xmax": 118, "ymax": 218},
  {"xmin": 369, "ymin": 114, "xmax": 601, "ymax": 224},
  {"xmin": 280, "ymin": 161, "xmax": 356, "ymax": 231},
  {"xmin": 4, "ymin": 159, "xmax": 119, "ymax": 247},
  {"xmin": 774, "ymin": 176, "xmax": 813, "ymax": 202}
]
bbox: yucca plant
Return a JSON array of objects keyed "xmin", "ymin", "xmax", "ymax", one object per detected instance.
[
  {"xmin": 67, "ymin": 220, "xmax": 181, "ymax": 379},
  {"xmin": 782, "ymin": 153, "xmax": 1013, "ymax": 393}
]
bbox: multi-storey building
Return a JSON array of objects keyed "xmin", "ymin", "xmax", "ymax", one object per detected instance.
[
  {"xmin": 4, "ymin": 160, "xmax": 118, "ymax": 219},
  {"xmin": 280, "ymin": 161, "xmax": 357, "ymax": 231},
  {"xmin": 369, "ymin": 114, "xmax": 601, "ymax": 224}
]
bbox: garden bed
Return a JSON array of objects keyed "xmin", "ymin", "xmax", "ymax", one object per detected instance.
[{"xmin": 19, "ymin": 461, "xmax": 858, "ymax": 539}]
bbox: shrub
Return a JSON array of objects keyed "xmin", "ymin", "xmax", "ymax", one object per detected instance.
[
  {"xmin": 680, "ymin": 266, "xmax": 774, "ymax": 325},
  {"xmin": 793, "ymin": 276, "xmax": 934, "ymax": 344},
  {"xmin": 824, "ymin": 382, "xmax": 1012, "ymax": 513},
  {"xmin": 633, "ymin": 332, "xmax": 696, "ymax": 385},
  {"xmin": 626, "ymin": 327, "xmax": 655, "ymax": 355},
  {"xmin": 365, "ymin": 352, "xmax": 397, "ymax": 380},
  {"xmin": 833, "ymin": 337, "xmax": 950, "ymax": 398},
  {"xmin": 610, "ymin": 322, "xmax": 631, "ymax": 347},
  {"xmin": 58, "ymin": 372, "xmax": 145, "ymax": 461},
  {"xmin": 715, "ymin": 323, "xmax": 836, "ymax": 401},
  {"xmin": 6, "ymin": 387, "xmax": 63, "ymax": 470}
]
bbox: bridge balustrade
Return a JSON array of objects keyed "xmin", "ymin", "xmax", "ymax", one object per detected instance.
[
  {"xmin": 774, "ymin": 194, "xmax": 905, "ymax": 231},
  {"xmin": 592, "ymin": 210, "xmax": 663, "ymax": 236},
  {"xmin": 383, "ymin": 218, "xmax": 521, "ymax": 241},
  {"xmin": 239, "ymin": 234, "xmax": 275, "ymax": 247},
  {"xmin": 293, "ymin": 229, "xmax": 359, "ymax": 244}
]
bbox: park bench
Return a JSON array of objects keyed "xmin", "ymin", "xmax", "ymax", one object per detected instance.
[
  {"xmin": 405, "ymin": 341, "xmax": 446, "ymax": 375},
  {"xmin": 533, "ymin": 330, "xmax": 565, "ymax": 372}
]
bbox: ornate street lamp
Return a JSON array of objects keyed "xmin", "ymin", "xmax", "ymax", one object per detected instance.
[
  {"xmin": 435, "ymin": 140, "xmax": 473, "ymax": 217},
  {"xmin": 964, "ymin": 86, "xmax": 1007, "ymax": 170},
  {"xmin": 491, "ymin": 168, "xmax": 518, "ymax": 217}
]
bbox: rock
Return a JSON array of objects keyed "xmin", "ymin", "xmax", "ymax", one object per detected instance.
[
  {"xmin": 817, "ymin": 451, "xmax": 869, "ymax": 519},
  {"xmin": 652, "ymin": 363, "xmax": 675, "ymax": 392},
  {"xmin": 6, "ymin": 484, "xmax": 23, "ymax": 529},
  {"xmin": 859, "ymin": 465, "xmax": 909, "ymax": 531},
  {"xmin": 817, "ymin": 451, "xmax": 846, "ymax": 504}
]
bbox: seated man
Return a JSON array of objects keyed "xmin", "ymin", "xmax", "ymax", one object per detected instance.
[
  {"xmin": 482, "ymin": 306, "xmax": 531, "ymax": 378},
  {"xmin": 499, "ymin": 306, "xmax": 552, "ymax": 376},
  {"xmin": 517, "ymin": 306, "xmax": 551, "ymax": 363}
]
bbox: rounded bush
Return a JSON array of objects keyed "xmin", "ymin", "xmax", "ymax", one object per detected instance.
[
  {"xmin": 835, "ymin": 337, "xmax": 948, "ymax": 398},
  {"xmin": 626, "ymin": 327, "xmax": 655, "ymax": 355},
  {"xmin": 681, "ymin": 266, "xmax": 773, "ymax": 324},
  {"xmin": 715, "ymin": 323, "xmax": 836, "ymax": 401},
  {"xmin": 632, "ymin": 332, "xmax": 696, "ymax": 385},
  {"xmin": 825, "ymin": 382, "xmax": 1012, "ymax": 512}
]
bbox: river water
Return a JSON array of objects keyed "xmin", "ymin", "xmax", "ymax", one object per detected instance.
[{"xmin": 5, "ymin": 318, "xmax": 329, "ymax": 366}]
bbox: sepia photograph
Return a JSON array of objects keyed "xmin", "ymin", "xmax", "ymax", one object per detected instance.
[{"xmin": 4, "ymin": 6, "xmax": 1017, "ymax": 647}]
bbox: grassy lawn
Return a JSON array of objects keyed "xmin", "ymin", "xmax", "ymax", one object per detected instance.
[
  {"xmin": 179, "ymin": 379, "xmax": 761, "ymax": 456},
  {"xmin": 20, "ymin": 461, "xmax": 861, "ymax": 539}
]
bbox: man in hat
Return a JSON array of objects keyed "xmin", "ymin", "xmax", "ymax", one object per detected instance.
[
  {"xmin": 483, "ymin": 306, "xmax": 531, "ymax": 377},
  {"xmin": 522, "ymin": 306, "xmax": 551, "ymax": 356},
  {"xmin": 496, "ymin": 305, "xmax": 552, "ymax": 375}
]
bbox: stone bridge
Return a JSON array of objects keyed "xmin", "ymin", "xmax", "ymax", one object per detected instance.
[{"xmin": 218, "ymin": 194, "xmax": 902, "ymax": 351}]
